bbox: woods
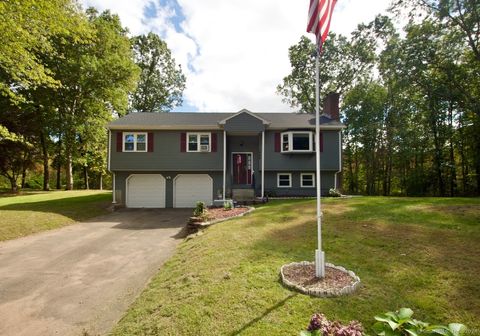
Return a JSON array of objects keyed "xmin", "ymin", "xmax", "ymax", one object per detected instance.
[
  {"xmin": 278, "ymin": 0, "xmax": 479, "ymax": 196},
  {"xmin": 0, "ymin": 1, "xmax": 185, "ymax": 192}
]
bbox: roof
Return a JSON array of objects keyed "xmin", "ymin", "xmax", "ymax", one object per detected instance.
[{"xmin": 107, "ymin": 111, "xmax": 345, "ymax": 130}]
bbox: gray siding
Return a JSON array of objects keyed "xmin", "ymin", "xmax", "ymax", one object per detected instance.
[
  {"xmin": 110, "ymin": 130, "xmax": 223, "ymax": 171},
  {"xmin": 114, "ymin": 171, "xmax": 223, "ymax": 207},
  {"xmin": 263, "ymin": 130, "xmax": 340, "ymax": 171},
  {"xmin": 223, "ymin": 113, "xmax": 265, "ymax": 133},
  {"xmin": 263, "ymin": 171, "xmax": 336, "ymax": 197}
]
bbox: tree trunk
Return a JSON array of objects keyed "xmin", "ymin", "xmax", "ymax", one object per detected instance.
[
  {"xmin": 65, "ymin": 151, "xmax": 73, "ymax": 190},
  {"xmin": 83, "ymin": 166, "xmax": 89, "ymax": 190},
  {"xmin": 9, "ymin": 177, "xmax": 18, "ymax": 193},
  {"xmin": 99, "ymin": 174, "xmax": 103, "ymax": 190},
  {"xmin": 21, "ymin": 168, "xmax": 27, "ymax": 189},
  {"xmin": 40, "ymin": 132, "xmax": 50, "ymax": 191}
]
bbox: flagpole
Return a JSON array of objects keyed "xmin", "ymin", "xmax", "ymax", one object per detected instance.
[{"xmin": 315, "ymin": 49, "xmax": 325, "ymax": 278}]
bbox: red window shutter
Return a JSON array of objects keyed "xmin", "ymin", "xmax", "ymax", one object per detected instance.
[
  {"xmin": 116, "ymin": 132, "xmax": 123, "ymax": 152},
  {"xmin": 147, "ymin": 133, "xmax": 154, "ymax": 152},
  {"xmin": 320, "ymin": 132, "xmax": 324, "ymax": 152},
  {"xmin": 211, "ymin": 132, "xmax": 217, "ymax": 152},
  {"xmin": 180, "ymin": 132, "xmax": 186, "ymax": 152},
  {"xmin": 274, "ymin": 133, "xmax": 280, "ymax": 152}
]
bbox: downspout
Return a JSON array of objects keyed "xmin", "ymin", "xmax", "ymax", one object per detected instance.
[
  {"xmin": 108, "ymin": 129, "xmax": 116, "ymax": 204},
  {"xmin": 223, "ymin": 130, "xmax": 226, "ymax": 201},
  {"xmin": 261, "ymin": 130, "xmax": 265, "ymax": 198},
  {"xmin": 334, "ymin": 130, "xmax": 342, "ymax": 190}
]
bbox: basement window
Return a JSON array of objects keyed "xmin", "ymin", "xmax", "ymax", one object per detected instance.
[{"xmin": 277, "ymin": 173, "xmax": 292, "ymax": 188}]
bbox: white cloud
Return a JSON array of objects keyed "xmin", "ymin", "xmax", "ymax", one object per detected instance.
[{"xmin": 79, "ymin": 0, "xmax": 394, "ymax": 112}]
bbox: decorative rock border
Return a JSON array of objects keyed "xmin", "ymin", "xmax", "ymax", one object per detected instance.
[
  {"xmin": 280, "ymin": 261, "xmax": 361, "ymax": 297},
  {"xmin": 193, "ymin": 206, "xmax": 255, "ymax": 228},
  {"xmin": 185, "ymin": 207, "xmax": 255, "ymax": 239}
]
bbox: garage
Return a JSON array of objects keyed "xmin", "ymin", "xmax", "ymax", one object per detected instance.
[
  {"xmin": 174, "ymin": 174, "xmax": 213, "ymax": 208},
  {"xmin": 126, "ymin": 174, "xmax": 166, "ymax": 208}
]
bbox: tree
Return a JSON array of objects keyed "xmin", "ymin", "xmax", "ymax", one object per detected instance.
[
  {"xmin": 129, "ymin": 32, "xmax": 186, "ymax": 113},
  {"xmin": 277, "ymin": 21, "xmax": 377, "ymax": 113},
  {"xmin": 391, "ymin": 0, "xmax": 480, "ymax": 61},
  {"xmin": 0, "ymin": 0, "xmax": 89, "ymax": 104},
  {"xmin": 38, "ymin": 8, "xmax": 139, "ymax": 190},
  {"xmin": 0, "ymin": 104, "xmax": 37, "ymax": 192},
  {"xmin": 278, "ymin": 10, "xmax": 479, "ymax": 195}
]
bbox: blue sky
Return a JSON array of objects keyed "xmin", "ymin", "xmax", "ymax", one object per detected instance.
[{"xmin": 80, "ymin": 0, "xmax": 394, "ymax": 113}]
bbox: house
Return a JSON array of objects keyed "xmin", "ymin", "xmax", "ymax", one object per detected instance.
[{"xmin": 107, "ymin": 93, "xmax": 344, "ymax": 208}]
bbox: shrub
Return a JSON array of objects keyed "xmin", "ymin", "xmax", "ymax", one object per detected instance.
[
  {"xmin": 329, "ymin": 188, "xmax": 342, "ymax": 197},
  {"xmin": 193, "ymin": 201, "xmax": 206, "ymax": 217},
  {"xmin": 301, "ymin": 308, "xmax": 466, "ymax": 336},
  {"xmin": 301, "ymin": 313, "xmax": 363, "ymax": 336},
  {"xmin": 223, "ymin": 201, "xmax": 233, "ymax": 210},
  {"xmin": 372, "ymin": 308, "xmax": 466, "ymax": 336}
]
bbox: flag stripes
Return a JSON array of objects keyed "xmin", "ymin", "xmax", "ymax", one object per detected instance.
[{"xmin": 307, "ymin": 0, "xmax": 337, "ymax": 49}]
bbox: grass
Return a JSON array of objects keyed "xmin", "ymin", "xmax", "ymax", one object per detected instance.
[
  {"xmin": 111, "ymin": 197, "xmax": 480, "ymax": 336},
  {"xmin": 0, "ymin": 190, "xmax": 112, "ymax": 241}
]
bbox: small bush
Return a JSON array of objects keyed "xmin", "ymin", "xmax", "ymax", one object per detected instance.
[
  {"xmin": 193, "ymin": 201, "xmax": 206, "ymax": 217},
  {"xmin": 223, "ymin": 201, "xmax": 233, "ymax": 210},
  {"xmin": 301, "ymin": 308, "xmax": 466, "ymax": 336},
  {"xmin": 372, "ymin": 308, "xmax": 466, "ymax": 336},
  {"xmin": 329, "ymin": 188, "xmax": 342, "ymax": 197},
  {"xmin": 301, "ymin": 313, "xmax": 363, "ymax": 336}
]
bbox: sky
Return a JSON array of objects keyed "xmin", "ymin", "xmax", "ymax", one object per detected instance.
[{"xmin": 79, "ymin": 0, "xmax": 394, "ymax": 112}]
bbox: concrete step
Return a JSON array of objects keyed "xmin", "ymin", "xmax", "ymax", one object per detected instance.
[{"xmin": 232, "ymin": 189, "xmax": 255, "ymax": 201}]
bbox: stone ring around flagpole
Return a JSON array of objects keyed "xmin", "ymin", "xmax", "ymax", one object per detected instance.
[{"xmin": 280, "ymin": 261, "xmax": 361, "ymax": 297}]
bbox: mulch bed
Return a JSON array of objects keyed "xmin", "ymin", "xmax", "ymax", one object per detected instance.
[
  {"xmin": 205, "ymin": 206, "xmax": 250, "ymax": 221},
  {"xmin": 282, "ymin": 263, "xmax": 355, "ymax": 292}
]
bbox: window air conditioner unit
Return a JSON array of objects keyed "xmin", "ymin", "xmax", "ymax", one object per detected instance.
[{"xmin": 200, "ymin": 145, "xmax": 210, "ymax": 152}]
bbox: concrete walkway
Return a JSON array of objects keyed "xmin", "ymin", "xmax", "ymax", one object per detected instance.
[{"xmin": 0, "ymin": 208, "xmax": 190, "ymax": 336}]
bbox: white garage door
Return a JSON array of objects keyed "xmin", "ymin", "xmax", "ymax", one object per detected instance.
[
  {"xmin": 174, "ymin": 174, "xmax": 213, "ymax": 208},
  {"xmin": 127, "ymin": 174, "xmax": 166, "ymax": 208}
]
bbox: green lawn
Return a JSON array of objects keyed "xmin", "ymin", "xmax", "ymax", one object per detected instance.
[
  {"xmin": 111, "ymin": 197, "xmax": 480, "ymax": 336},
  {"xmin": 0, "ymin": 190, "xmax": 112, "ymax": 241}
]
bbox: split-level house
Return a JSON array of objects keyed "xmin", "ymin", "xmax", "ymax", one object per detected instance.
[{"xmin": 107, "ymin": 93, "xmax": 344, "ymax": 208}]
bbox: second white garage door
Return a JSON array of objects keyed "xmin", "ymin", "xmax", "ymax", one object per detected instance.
[
  {"xmin": 126, "ymin": 174, "xmax": 166, "ymax": 208},
  {"xmin": 174, "ymin": 174, "xmax": 213, "ymax": 208}
]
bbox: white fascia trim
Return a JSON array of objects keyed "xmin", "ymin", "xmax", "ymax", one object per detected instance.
[
  {"xmin": 109, "ymin": 125, "xmax": 220, "ymax": 131},
  {"xmin": 111, "ymin": 168, "xmax": 224, "ymax": 172},
  {"xmin": 108, "ymin": 125, "xmax": 345, "ymax": 131},
  {"xmin": 218, "ymin": 110, "xmax": 271, "ymax": 125},
  {"xmin": 268, "ymin": 125, "xmax": 346, "ymax": 130}
]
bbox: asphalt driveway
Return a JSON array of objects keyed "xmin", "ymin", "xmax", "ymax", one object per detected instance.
[{"xmin": 0, "ymin": 208, "xmax": 190, "ymax": 336}]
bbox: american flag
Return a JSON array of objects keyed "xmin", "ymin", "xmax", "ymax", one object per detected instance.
[{"xmin": 307, "ymin": 0, "xmax": 337, "ymax": 51}]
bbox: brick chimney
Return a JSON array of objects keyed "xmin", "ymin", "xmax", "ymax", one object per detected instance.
[{"xmin": 323, "ymin": 92, "xmax": 339, "ymax": 121}]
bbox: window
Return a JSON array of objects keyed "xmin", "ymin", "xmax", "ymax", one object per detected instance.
[
  {"xmin": 281, "ymin": 131, "xmax": 313, "ymax": 152},
  {"xmin": 277, "ymin": 173, "xmax": 292, "ymax": 188},
  {"xmin": 187, "ymin": 133, "xmax": 211, "ymax": 152},
  {"xmin": 123, "ymin": 132, "xmax": 147, "ymax": 152},
  {"xmin": 301, "ymin": 173, "xmax": 315, "ymax": 188}
]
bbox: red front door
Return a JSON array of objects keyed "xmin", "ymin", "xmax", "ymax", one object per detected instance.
[{"xmin": 233, "ymin": 153, "xmax": 252, "ymax": 185}]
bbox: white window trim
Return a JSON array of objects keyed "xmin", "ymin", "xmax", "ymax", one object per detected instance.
[
  {"xmin": 301, "ymin": 173, "xmax": 315, "ymax": 188},
  {"xmin": 123, "ymin": 132, "xmax": 147, "ymax": 152},
  {"xmin": 281, "ymin": 131, "xmax": 313, "ymax": 153},
  {"xmin": 277, "ymin": 173, "xmax": 292, "ymax": 188},
  {"xmin": 187, "ymin": 132, "xmax": 211, "ymax": 152}
]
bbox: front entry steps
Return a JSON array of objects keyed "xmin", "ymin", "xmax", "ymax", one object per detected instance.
[{"xmin": 232, "ymin": 188, "xmax": 255, "ymax": 201}]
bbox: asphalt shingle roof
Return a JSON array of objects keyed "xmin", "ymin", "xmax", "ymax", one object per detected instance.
[{"xmin": 107, "ymin": 111, "xmax": 344, "ymax": 130}]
